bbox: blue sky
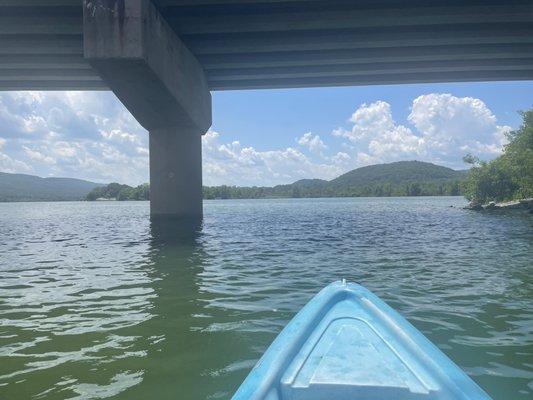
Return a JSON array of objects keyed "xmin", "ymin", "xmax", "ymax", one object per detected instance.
[
  {"xmin": 0, "ymin": 81, "xmax": 532, "ymax": 186},
  {"xmin": 214, "ymin": 81, "xmax": 531, "ymax": 148}
]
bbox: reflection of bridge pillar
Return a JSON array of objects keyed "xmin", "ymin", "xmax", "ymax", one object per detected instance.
[{"xmin": 83, "ymin": 0, "xmax": 211, "ymax": 219}]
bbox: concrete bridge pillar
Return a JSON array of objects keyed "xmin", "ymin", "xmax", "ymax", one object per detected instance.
[
  {"xmin": 150, "ymin": 126, "xmax": 202, "ymax": 218},
  {"xmin": 83, "ymin": 0, "xmax": 211, "ymax": 219}
]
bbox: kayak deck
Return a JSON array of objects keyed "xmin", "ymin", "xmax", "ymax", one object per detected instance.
[{"xmin": 233, "ymin": 281, "xmax": 491, "ymax": 400}]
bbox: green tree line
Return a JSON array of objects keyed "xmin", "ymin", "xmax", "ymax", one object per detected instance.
[
  {"xmin": 87, "ymin": 179, "xmax": 463, "ymax": 201},
  {"xmin": 86, "ymin": 182, "xmax": 150, "ymax": 201},
  {"xmin": 463, "ymin": 110, "xmax": 533, "ymax": 205},
  {"xmin": 202, "ymin": 181, "xmax": 461, "ymax": 199}
]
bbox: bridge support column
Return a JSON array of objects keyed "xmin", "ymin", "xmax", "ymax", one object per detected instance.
[
  {"xmin": 150, "ymin": 126, "xmax": 202, "ymax": 218},
  {"xmin": 83, "ymin": 0, "xmax": 211, "ymax": 219}
]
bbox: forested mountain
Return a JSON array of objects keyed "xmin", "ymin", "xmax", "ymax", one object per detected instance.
[
  {"xmin": 1, "ymin": 161, "xmax": 467, "ymax": 202},
  {"xmin": 86, "ymin": 161, "xmax": 467, "ymax": 201},
  {"xmin": 204, "ymin": 161, "xmax": 466, "ymax": 199},
  {"xmin": 332, "ymin": 161, "xmax": 464, "ymax": 186},
  {"xmin": 0, "ymin": 172, "xmax": 103, "ymax": 202}
]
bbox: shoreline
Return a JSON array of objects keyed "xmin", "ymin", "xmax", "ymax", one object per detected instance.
[
  {"xmin": 465, "ymin": 198, "xmax": 533, "ymax": 213},
  {"xmin": 1, "ymin": 195, "xmax": 466, "ymax": 204}
]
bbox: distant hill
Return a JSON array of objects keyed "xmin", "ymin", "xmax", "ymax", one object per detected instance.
[
  {"xmin": 0, "ymin": 172, "xmax": 104, "ymax": 202},
  {"xmin": 331, "ymin": 161, "xmax": 466, "ymax": 187},
  {"xmin": 260, "ymin": 161, "xmax": 467, "ymax": 198},
  {"xmin": 3, "ymin": 161, "xmax": 467, "ymax": 202},
  {"xmin": 204, "ymin": 161, "xmax": 468, "ymax": 199},
  {"xmin": 87, "ymin": 161, "xmax": 467, "ymax": 201}
]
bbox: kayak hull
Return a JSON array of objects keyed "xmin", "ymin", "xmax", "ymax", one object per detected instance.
[{"xmin": 232, "ymin": 281, "xmax": 491, "ymax": 400}]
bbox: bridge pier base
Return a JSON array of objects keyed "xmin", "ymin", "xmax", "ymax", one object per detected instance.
[{"xmin": 83, "ymin": 0, "xmax": 211, "ymax": 220}]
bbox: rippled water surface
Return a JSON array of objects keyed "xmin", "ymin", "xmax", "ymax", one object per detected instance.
[{"xmin": 0, "ymin": 197, "xmax": 532, "ymax": 399}]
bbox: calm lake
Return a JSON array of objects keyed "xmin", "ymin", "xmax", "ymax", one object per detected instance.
[{"xmin": 0, "ymin": 197, "xmax": 531, "ymax": 399}]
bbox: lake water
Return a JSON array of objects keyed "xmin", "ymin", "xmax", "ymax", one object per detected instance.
[{"xmin": 0, "ymin": 197, "xmax": 531, "ymax": 399}]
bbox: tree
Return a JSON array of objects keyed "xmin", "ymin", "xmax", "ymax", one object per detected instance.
[{"xmin": 462, "ymin": 110, "xmax": 533, "ymax": 204}]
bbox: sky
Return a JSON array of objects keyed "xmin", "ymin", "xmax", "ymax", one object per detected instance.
[{"xmin": 0, "ymin": 80, "xmax": 532, "ymax": 186}]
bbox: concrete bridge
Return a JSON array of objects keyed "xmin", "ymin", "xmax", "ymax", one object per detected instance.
[{"xmin": 1, "ymin": 0, "xmax": 532, "ymax": 219}]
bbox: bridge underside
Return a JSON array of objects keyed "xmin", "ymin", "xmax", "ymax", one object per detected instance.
[{"xmin": 1, "ymin": 0, "xmax": 533, "ymax": 91}]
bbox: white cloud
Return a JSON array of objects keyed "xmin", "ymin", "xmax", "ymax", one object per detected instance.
[
  {"xmin": 0, "ymin": 91, "xmax": 516, "ymax": 186},
  {"xmin": 297, "ymin": 132, "xmax": 327, "ymax": 153},
  {"xmin": 136, "ymin": 147, "xmax": 149, "ymax": 156},
  {"xmin": 408, "ymin": 93, "xmax": 511, "ymax": 161},
  {"xmin": 0, "ymin": 138, "xmax": 32, "ymax": 173},
  {"xmin": 349, "ymin": 100, "xmax": 396, "ymax": 140},
  {"xmin": 332, "ymin": 95, "xmax": 510, "ymax": 169},
  {"xmin": 0, "ymin": 91, "xmax": 149, "ymax": 184},
  {"xmin": 100, "ymin": 129, "xmax": 141, "ymax": 144},
  {"xmin": 331, "ymin": 152, "xmax": 351, "ymax": 165},
  {"xmin": 22, "ymin": 146, "xmax": 56, "ymax": 165},
  {"xmin": 202, "ymin": 130, "xmax": 343, "ymax": 186},
  {"xmin": 333, "ymin": 101, "xmax": 425, "ymax": 164},
  {"xmin": 0, "ymin": 153, "xmax": 32, "ymax": 174}
]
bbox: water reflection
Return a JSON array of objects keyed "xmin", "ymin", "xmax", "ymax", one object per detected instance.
[
  {"xmin": 132, "ymin": 219, "xmax": 208, "ymax": 398},
  {"xmin": 149, "ymin": 218, "xmax": 203, "ymax": 245},
  {"xmin": 139, "ymin": 219, "xmax": 259, "ymax": 399}
]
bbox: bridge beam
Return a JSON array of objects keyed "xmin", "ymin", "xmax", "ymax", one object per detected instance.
[{"xmin": 83, "ymin": 0, "xmax": 211, "ymax": 219}]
